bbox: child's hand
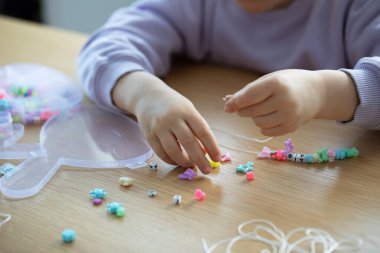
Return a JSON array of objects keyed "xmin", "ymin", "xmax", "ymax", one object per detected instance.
[
  {"xmin": 224, "ymin": 69, "xmax": 327, "ymax": 136},
  {"xmin": 113, "ymin": 72, "xmax": 221, "ymax": 174}
]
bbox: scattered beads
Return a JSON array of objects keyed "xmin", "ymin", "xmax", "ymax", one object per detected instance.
[
  {"xmin": 194, "ymin": 189, "xmax": 206, "ymax": 201},
  {"xmin": 148, "ymin": 189, "xmax": 157, "ymax": 197},
  {"xmin": 62, "ymin": 229, "xmax": 76, "ymax": 243},
  {"xmin": 246, "ymin": 171, "xmax": 255, "ymax": 181},
  {"xmin": 173, "ymin": 195, "xmax": 182, "ymax": 205},
  {"xmin": 178, "ymin": 168, "xmax": 197, "ymax": 180},
  {"xmin": 92, "ymin": 198, "xmax": 102, "ymax": 205},
  {"xmin": 149, "ymin": 162, "xmax": 158, "ymax": 170},
  {"xmin": 89, "ymin": 188, "xmax": 107, "ymax": 199},
  {"xmin": 119, "ymin": 176, "xmax": 133, "ymax": 186},
  {"xmin": 258, "ymin": 138, "xmax": 359, "ymax": 163},
  {"xmin": 221, "ymin": 152, "xmax": 232, "ymax": 163},
  {"xmin": 236, "ymin": 161, "xmax": 253, "ymax": 174}
]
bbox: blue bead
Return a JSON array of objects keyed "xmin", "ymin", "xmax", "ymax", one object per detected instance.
[
  {"xmin": 335, "ymin": 149, "xmax": 346, "ymax": 160},
  {"xmin": 89, "ymin": 188, "xmax": 107, "ymax": 199},
  {"xmin": 62, "ymin": 229, "xmax": 76, "ymax": 243},
  {"xmin": 107, "ymin": 202, "xmax": 122, "ymax": 214}
]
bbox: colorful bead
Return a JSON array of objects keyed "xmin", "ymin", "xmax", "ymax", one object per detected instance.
[
  {"xmin": 208, "ymin": 159, "xmax": 220, "ymax": 169},
  {"xmin": 258, "ymin": 146, "xmax": 272, "ymax": 158},
  {"xmin": 283, "ymin": 138, "xmax": 294, "ymax": 155},
  {"xmin": 221, "ymin": 152, "xmax": 232, "ymax": 162},
  {"xmin": 335, "ymin": 149, "xmax": 346, "ymax": 160},
  {"xmin": 194, "ymin": 189, "xmax": 206, "ymax": 201},
  {"xmin": 149, "ymin": 162, "xmax": 158, "ymax": 170},
  {"xmin": 178, "ymin": 168, "xmax": 197, "ymax": 180},
  {"xmin": 116, "ymin": 207, "xmax": 126, "ymax": 217},
  {"xmin": 107, "ymin": 202, "xmax": 122, "ymax": 214},
  {"xmin": 119, "ymin": 176, "xmax": 133, "ymax": 186},
  {"xmin": 89, "ymin": 188, "xmax": 107, "ymax": 199},
  {"xmin": 316, "ymin": 148, "xmax": 328, "ymax": 163},
  {"xmin": 271, "ymin": 150, "xmax": 286, "ymax": 161},
  {"xmin": 92, "ymin": 198, "xmax": 102, "ymax": 205},
  {"xmin": 236, "ymin": 162, "xmax": 254, "ymax": 174},
  {"xmin": 345, "ymin": 147, "xmax": 359, "ymax": 158},
  {"xmin": 147, "ymin": 189, "xmax": 157, "ymax": 197},
  {"xmin": 62, "ymin": 229, "xmax": 76, "ymax": 243},
  {"xmin": 328, "ymin": 149, "xmax": 336, "ymax": 162},
  {"xmin": 246, "ymin": 171, "xmax": 255, "ymax": 181},
  {"xmin": 173, "ymin": 195, "xmax": 182, "ymax": 205}
]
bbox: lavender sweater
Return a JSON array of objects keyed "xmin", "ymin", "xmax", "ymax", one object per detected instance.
[{"xmin": 78, "ymin": 0, "xmax": 380, "ymax": 129}]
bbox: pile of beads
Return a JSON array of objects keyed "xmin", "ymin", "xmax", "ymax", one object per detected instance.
[
  {"xmin": 258, "ymin": 138, "xmax": 359, "ymax": 163},
  {"xmin": 89, "ymin": 188, "xmax": 107, "ymax": 205},
  {"xmin": 107, "ymin": 202, "xmax": 125, "ymax": 217}
]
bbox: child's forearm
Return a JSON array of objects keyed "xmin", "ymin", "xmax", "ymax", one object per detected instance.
[
  {"xmin": 315, "ymin": 70, "xmax": 359, "ymax": 121},
  {"xmin": 112, "ymin": 71, "xmax": 170, "ymax": 115}
]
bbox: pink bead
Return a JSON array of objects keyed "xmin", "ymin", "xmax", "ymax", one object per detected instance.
[
  {"xmin": 194, "ymin": 188, "xmax": 206, "ymax": 201},
  {"xmin": 93, "ymin": 198, "xmax": 102, "ymax": 205},
  {"xmin": 258, "ymin": 146, "xmax": 271, "ymax": 159},
  {"xmin": 246, "ymin": 171, "xmax": 255, "ymax": 181},
  {"xmin": 221, "ymin": 152, "xmax": 231, "ymax": 162}
]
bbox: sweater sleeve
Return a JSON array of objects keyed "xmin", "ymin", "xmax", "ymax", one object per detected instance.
[
  {"xmin": 339, "ymin": 0, "xmax": 380, "ymax": 129},
  {"xmin": 77, "ymin": 0, "xmax": 208, "ymax": 112}
]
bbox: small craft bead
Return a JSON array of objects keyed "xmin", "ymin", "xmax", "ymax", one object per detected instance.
[
  {"xmin": 236, "ymin": 162, "xmax": 254, "ymax": 174},
  {"xmin": 258, "ymin": 146, "xmax": 272, "ymax": 158},
  {"xmin": 271, "ymin": 150, "xmax": 286, "ymax": 161},
  {"xmin": 149, "ymin": 162, "xmax": 158, "ymax": 170},
  {"xmin": 116, "ymin": 207, "xmax": 126, "ymax": 217},
  {"xmin": 345, "ymin": 147, "xmax": 359, "ymax": 158},
  {"xmin": 208, "ymin": 159, "xmax": 220, "ymax": 168},
  {"xmin": 147, "ymin": 189, "xmax": 157, "ymax": 197},
  {"xmin": 107, "ymin": 202, "xmax": 122, "ymax": 214},
  {"xmin": 246, "ymin": 171, "xmax": 255, "ymax": 181},
  {"xmin": 119, "ymin": 176, "xmax": 133, "ymax": 186},
  {"xmin": 304, "ymin": 154, "xmax": 314, "ymax": 163},
  {"xmin": 62, "ymin": 229, "xmax": 76, "ymax": 243},
  {"xmin": 335, "ymin": 149, "xmax": 346, "ymax": 160},
  {"xmin": 283, "ymin": 138, "xmax": 294, "ymax": 154},
  {"xmin": 316, "ymin": 148, "xmax": 328, "ymax": 163},
  {"xmin": 328, "ymin": 149, "xmax": 336, "ymax": 162},
  {"xmin": 312, "ymin": 153, "xmax": 319, "ymax": 163},
  {"xmin": 89, "ymin": 188, "xmax": 107, "ymax": 199},
  {"xmin": 173, "ymin": 195, "xmax": 182, "ymax": 205},
  {"xmin": 221, "ymin": 152, "xmax": 231, "ymax": 162},
  {"xmin": 194, "ymin": 189, "xmax": 206, "ymax": 201},
  {"xmin": 178, "ymin": 168, "xmax": 197, "ymax": 180},
  {"xmin": 92, "ymin": 198, "xmax": 102, "ymax": 205}
]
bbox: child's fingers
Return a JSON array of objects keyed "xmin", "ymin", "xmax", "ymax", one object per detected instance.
[
  {"xmin": 225, "ymin": 78, "xmax": 273, "ymax": 113},
  {"xmin": 237, "ymin": 96, "xmax": 277, "ymax": 117},
  {"xmin": 187, "ymin": 114, "xmax": 221, "ymax": 163},
  {"xmin": 172, "ymin": 122, "xmax": 212, "ymax": 174},
  {"xmin": 146, "ymin": 134, "xmax": 177, "ymax": 165},
  {"xmin": 252, "ymin": 112, "xmax": 283, "ymax": 129},
  {"xmin": 158, "ymin": 131, "xmax": 194, "ymax": 168}
]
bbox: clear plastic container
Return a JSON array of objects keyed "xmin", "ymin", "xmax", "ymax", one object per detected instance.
[
  {"xmin": 0, "ymin": 63, "xmax": 83, "ymax": 124},
  {"xmin": 0, "ymin": 104, "xmax": 154, "ymax": 199}
]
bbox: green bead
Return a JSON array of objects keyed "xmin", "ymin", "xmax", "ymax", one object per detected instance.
[{"xmin": 116, "ymin": 207, "xmax": 125, "ymax": 217}]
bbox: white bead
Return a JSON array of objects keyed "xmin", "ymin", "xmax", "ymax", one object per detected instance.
[
  {"xmin": 119, "ymin": 176, "xmax": 134, "ymax": 186},
  {"xmin": 173, "ymin": 195, "xmax": 182, "ymax": 205},
  {"xmin": 149, "ymin": 162, "xmax": 158, "ymax": 170},
  {"xmin": 148, "ymin": 189, "xmax": 157, "ymax": 197}
]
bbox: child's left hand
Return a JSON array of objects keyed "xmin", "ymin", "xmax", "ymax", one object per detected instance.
[{"xmin": 224, "ymin": 69, "xmax": 327, "ymax": 136}]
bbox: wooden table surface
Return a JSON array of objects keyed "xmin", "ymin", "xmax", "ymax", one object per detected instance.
[{"xmin": 0, "ymin": 16, "xmax": 379, "ymax": 253}]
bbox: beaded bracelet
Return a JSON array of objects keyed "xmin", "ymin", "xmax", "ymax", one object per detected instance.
[{"xmin": 258, "ymin": 138, "xmax": 359, "ymax": 163}]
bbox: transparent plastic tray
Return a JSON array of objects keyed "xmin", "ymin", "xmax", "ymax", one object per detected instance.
[{"xmin": 0, "ymin": 104, "xmax": 153, "ymax": 199}]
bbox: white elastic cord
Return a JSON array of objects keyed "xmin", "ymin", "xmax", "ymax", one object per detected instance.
[
  {"xmin": 202, "ymin": 219, "xmax": 362, "ymax": 253},
  {"xmin": 212, "ymin": 127, "xmax": 274, "ymax": 143},
  {"xmin": 0, "ymin": 213, "xmax": 11, "ymax": 227}
]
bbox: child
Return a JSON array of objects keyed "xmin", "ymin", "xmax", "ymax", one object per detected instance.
[{"xmin": 78, "ymin": 0, "xmax": 380, "ymax": 174}]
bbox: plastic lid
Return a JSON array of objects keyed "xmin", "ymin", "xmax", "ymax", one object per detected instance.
[
  {"xmin": 0, "ymin": 63, "xmax": 83, "ymax": 124},
  {"xmin": 0, "ymin": 104, "xmax": 153, "ymax": 199}
]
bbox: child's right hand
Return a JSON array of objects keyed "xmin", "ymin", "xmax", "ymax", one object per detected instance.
[{"xmin": 113, "ymin": 72, "xmax": 221, "ymax": 174}]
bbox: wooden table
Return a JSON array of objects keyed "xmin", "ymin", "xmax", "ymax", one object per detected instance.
[{"xmin": 0, "ymin": 16, "xmax": 379, "ymax": 253}]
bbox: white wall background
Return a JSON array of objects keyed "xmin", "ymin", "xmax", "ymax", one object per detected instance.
[{"xmin": 42, "ymin": 0, "xmax": 136, "ymax": 34}]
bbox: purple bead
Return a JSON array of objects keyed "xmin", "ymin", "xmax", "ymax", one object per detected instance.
[{"xmin": 93, "ymin": 198, "xmax": 102, "ymax": 205}]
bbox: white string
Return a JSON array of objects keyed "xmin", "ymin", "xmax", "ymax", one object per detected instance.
[
  {"xmin": 0, "ymin": 213, "xmax": 11, "ymax": 227},
  {"xmin": 212, "ymin": 127, "xmax": 274, "ymax": 143},
  {"xmin": 202, "ymin": 219, "xmax": 362, "ymax": 253}
]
